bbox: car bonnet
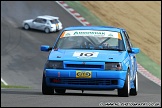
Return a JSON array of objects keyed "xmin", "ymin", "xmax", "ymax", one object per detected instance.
[{"xmin": 48, "ymin": 49, "xmax": 127, "ymax": 62}]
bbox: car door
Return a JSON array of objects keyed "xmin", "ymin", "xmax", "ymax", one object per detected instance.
[
  {"xmin": 31, "ymin": 18, "xmax": 39, "ymax": 29},
  {"xmin": 126, "ymin": 32, "xmax": 137, "ymax": 79},
  {"xmin": 123, "ymin": 31, "xmax": 136, "ymax": 81},
  {"xmin": 39, "ymin": 19, "xmax": 47, "ymax": 30},
  {"xmin": 32, "ymin": 18, "xmax": 46, "ymax": 30}
]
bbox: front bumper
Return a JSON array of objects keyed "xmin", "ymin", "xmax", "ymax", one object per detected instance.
[{"xmin": 45, "ymin": 69, "xmax": 127, "ymax": 90}]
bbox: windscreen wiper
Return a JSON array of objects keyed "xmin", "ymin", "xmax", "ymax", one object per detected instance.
[{"xmin": 94, "ymin": 48, "xmax": 124, "ymax": 51}]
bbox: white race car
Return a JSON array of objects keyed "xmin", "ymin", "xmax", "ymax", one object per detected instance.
[{"xmin": 23, "ymin": 15, "xmax": 63, "ymax": 33}]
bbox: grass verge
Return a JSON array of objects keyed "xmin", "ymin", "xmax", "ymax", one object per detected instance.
[
  {"xmin": 64, "ymin": 1, "xmax": 161, "ymax": 79},
  {"xmin": 1, "ymin": 82, "xmax": 30, "ymax": 89}
]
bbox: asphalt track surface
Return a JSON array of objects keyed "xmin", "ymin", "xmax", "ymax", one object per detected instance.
[{"xmin": 1, "ymin": 1, "xmax": 161, "ymax": 107}]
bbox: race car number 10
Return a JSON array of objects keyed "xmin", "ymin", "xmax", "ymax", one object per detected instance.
[{"xmin": 73, "ymin": 52, "xmax": 99, "ymax": 57}]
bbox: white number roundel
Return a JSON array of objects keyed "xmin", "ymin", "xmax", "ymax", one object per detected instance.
[{"xmin": 73, "ymin": 52, "xmax": 99, "ymax": 57}]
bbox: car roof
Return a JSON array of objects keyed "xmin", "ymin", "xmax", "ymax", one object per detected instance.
[
  {"xmin": 37, "ymin": 15, "xmax": 59, "ymax": 20},
  {"xmin": 63, "ymin": 26, "xmax": 126, "ymax": 32}
]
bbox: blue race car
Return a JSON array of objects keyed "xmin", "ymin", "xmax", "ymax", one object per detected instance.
[{"xmin": 40, "ymin": 26, "xmax": 140, "ymax": 97}]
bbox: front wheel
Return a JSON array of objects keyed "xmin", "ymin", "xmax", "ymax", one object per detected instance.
[
  {"xmin": 24, "ymin": 23, "xmax": 30, "ymax": 30},
  {"xmin": 42, "ymin": 74, "xmax": 54, "ymax": 95},
  {"xmin": 117, "ymin": 69, "xmax": 130, "ymax": 97},
  {"xmin": 130, "ymin": 72, "xmax": 138, "ymax": 96}
]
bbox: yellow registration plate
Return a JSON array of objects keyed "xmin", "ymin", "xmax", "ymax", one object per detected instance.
[{"xmin": 76, "ymin": 70, "xmax": 92, "ymax": 78}]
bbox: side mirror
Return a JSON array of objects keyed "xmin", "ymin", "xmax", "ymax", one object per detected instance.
[
  {"xmin": 131, "ymin": 48, "xmax": 140, "ymax": 54},
  {"xmin": 40, "ymin": 45, "xmax": 52, "ymax": 52}
]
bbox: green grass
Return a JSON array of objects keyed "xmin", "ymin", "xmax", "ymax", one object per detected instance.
[
  {"xmin": 136, "ymin": 51, "xmax": 161, "ymax": 79},
  {"xmin": 1, "ymin": 82, "xmax": 31, "ymax": 89},
  {"xmin": 65, "ymin": 1, "xmax": 161, "ymax": 79}
]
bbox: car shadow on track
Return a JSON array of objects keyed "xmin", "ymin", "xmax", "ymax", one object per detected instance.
[
  {"xmin": 53, "ymin": 92, "xmax": 117, "ymax": 97},
  {"xmin": 1, "ymin": 89, "xmax": 118, "ymax": 97}
]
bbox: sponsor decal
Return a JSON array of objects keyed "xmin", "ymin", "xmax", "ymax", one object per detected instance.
[
  {"xmin": 108, "ymin": 33, "xmax": 113, "ymax": 37},
  {"xmin": 76, "ymin": 70, "xmax": 92, "ymax": 78},
  {"xmin": 73, "ymin": 31, "xmax": 105, "ymax": 36},
  {"xmin": 65, "ymin": 33, "xmax": 70, "ymax": 36},
  {"xmin": 123, "ymin": 56, "xmax": 129, "ymax": 64},
  {"xmin": 60, "ymin": 30, "xmax": 122, "ymax": 39}
]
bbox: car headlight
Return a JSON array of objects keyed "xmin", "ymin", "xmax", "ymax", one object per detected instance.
[
  {"xmin": 45, "ymin": 60, "xmax": 63, "ymax": 69},
  {"xmin": 105, "ymin": 62, "xmax": 122, "ymax": 71}
]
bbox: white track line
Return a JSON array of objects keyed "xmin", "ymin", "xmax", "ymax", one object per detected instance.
[
  {"xmin": 56, "ymin": 1, "xmax": 89, "ymax": 26},
  {"xmin": 1, "ymin": 78, "xmax": 8, "ymax": 85}
]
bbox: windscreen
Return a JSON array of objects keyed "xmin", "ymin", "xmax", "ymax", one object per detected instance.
[
  {"xmin": 55, "ymin": 30, "xmax": 125, "ymax": 51},
  {"xmin": 50, "ymin": 19, "xmax": 59, "ymax": 24}
]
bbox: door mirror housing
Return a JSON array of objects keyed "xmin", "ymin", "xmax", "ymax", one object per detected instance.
[
  {"xmin": 131, "ymin": 48, "xmax": 140, "ymax": 54},
  {"xmin": 40, "ymin": 45, "xmax": 52, "ymax": 52}
]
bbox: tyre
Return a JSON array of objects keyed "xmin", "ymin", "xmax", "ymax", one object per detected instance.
[
  {"xmin": 130, "ymin": 72, "xmax": 138, "ymax": 96},
  {"xmin": 55, "ymin": 89, "xmax": 66, "ymax": 94},
  {"xmin": 117, "ymin": 69, "xmax": 130, "ymax": 97},
  {"xmin": 24, "ymin": 23, "xmax": 30, "ymax": 30},
  {"xmin": 42, "ymin": 74, "xmax": 54, "ymax": 95},
  {"xmin": 44, "ymin": 27, "xmax": 50, "ymax": 33}
]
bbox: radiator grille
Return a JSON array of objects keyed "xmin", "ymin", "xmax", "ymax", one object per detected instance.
[
  {"xmin": 50, "ymin": 78, "xmax": 118, "ymax": 85},
  {"xmin": 66, "ymin": 64, "xmax": 102, "ymax": 69}
]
